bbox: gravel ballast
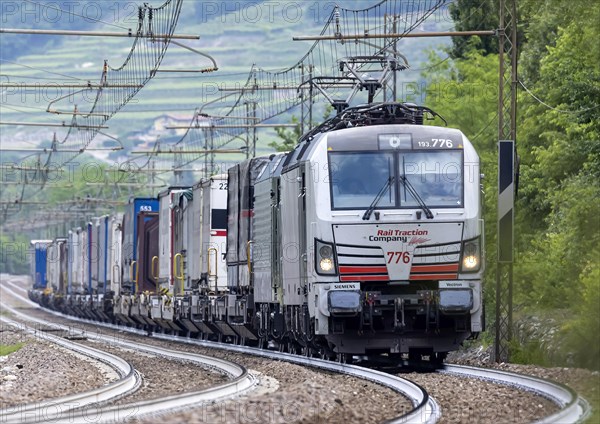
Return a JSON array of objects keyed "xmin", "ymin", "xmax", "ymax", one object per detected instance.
[
  {"xmin": 2, "ymin": 277, "xmax": 596, "ymax": 423},
  {"xmin": 76, "ymin": 339, "xmax": 229, "ymax": 405},
  {"xmin": 0, "ymin": 327, "xmax": 117, "ymax": 409},
  {"xmin": 402, "ymin": 371, "xmax": 557, "ymax": 424}
]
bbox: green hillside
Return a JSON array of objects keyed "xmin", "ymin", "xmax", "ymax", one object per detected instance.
[{"xmin": 1, "ymin": 0, "xmax": 452, "ymax": 169}]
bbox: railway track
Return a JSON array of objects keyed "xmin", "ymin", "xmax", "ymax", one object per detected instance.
[
  {"xmin": 0, "ymin": 300, "xmax": 257, "ymax": 423},
  {"xmin": 1, "ymin": 279, "xmax": 439, "ymax": 424},
  {"xmin": 2, "ymin": 278, "xmax": 592, "ymax": 423},
  {"xmin": 440, "ymin": 365, "xmax": 591, "ymax": 423},
  {"xmin": 0, "ymin": 315, "xmax": 141, "ymax": 424}
]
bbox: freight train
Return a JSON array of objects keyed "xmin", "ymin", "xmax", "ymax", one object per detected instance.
[{"xmin": 28, "ymin": 103, "xmax": 484, "ymax": 363}]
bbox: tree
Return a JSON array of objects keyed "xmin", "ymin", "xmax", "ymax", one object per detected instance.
[
  {"xmin": 421, "ymin": 0, "xmax": 600, "ymax": 368},
  {"xmin": 0, "ymin": 233, "xmax": 29, "ymax": 275},
  {"xmin": 449, "ymin": 0, "xmax": 498, "ymax": 59},
  {"xmin": 268, "ymin": 117, "xmax": 302, "ymax": 152}
]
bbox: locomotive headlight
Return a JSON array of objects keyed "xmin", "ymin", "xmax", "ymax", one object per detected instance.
[
  {"xmin": 315, "ymin": 239, "xmax": 337, "ymax": 275},
  {"xmin": 461, "ymin": 237, "xmax": 481, "ymax": 272},
  {"xmin": 320, "ymin": 258, "xmax": 334, "ymax": 272},
  {"xmin": 463, "ymin": 255, "xmax": 479, "ymax": 270}
]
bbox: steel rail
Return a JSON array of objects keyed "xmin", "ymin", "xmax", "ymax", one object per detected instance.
[
  {"xmin": 0, "ymin": 290, "xmax": 257, "ymax": 423},
  {"xmin": 2, "ymin": 280, "xmax": 438, "ymax": 424},
  {"xmin": 5, "ymin": 279, "xmax": 594, "ymax": 422},
  {"xmin": 0, "ymin": 313, "xmax": 140, "ymax": 424},
  {"xmin": 441, "ymin": 365, "xmax": 592, "ymax": 424},
  {"xmin": 174, "ymin": 339, "xmax": 440, "ymax": 424}
]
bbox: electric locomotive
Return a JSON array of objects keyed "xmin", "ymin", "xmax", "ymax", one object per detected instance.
[{"xmin": 232, "ymin": 103, "xmax": 484, "ymax": 361}]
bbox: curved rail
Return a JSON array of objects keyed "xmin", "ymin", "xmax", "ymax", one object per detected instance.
[
  {"xmin": 178, "ymin": 339, "xmax": 439, "ymax": 424},
  {"xmin": 0, "ymin": 300, "xmax": 257, "ymax": 423},
  {"xmin": 2, "ymin": 280, "xmax": 439, "ymax": 424},
  {"xmin": 6, "ymin": 279, "xmax": 593, "ymax": 423},
  {"xmin": 149, "ymin": 334, "xmax": 439, "ymax": 424},
  {"xmin": 442, "ymin": 365, "xmax": 592, "ymax": 424},
  {"xmin": 0, "ymin": 314, "xmax": 140, "ymax": 424}
]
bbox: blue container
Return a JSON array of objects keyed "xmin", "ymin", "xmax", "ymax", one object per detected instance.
[
  {"xmin": 122, "ymin": 198, "xmax": 159, "ymax": 293},
  {"xmin": 30, "ymin": 240, "xmax": 52, "ymax": 290}
]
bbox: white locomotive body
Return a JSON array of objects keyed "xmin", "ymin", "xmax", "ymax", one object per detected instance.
[{"xmin": 245, "ymin": 104, "xmax": 484, "ymax": 359}]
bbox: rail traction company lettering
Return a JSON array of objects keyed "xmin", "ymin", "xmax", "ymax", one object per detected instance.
[
  {"xmin": 376, "ymin": 229, "xmax": 429, "ymax": 236},
  {"xmin": 369, "ymin": 228, "xmax": 429, "ymax": 242}
]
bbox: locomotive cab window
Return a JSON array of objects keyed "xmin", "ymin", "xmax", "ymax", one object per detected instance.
[
  {"xmin": 328, "ymin": 150, "xmax": 463, "ymax": 210},
  {"xmin": 329, "ymin": 152, "xmax": 395, "ymax": 210},
  {"xmin": 401, "ymin": 151, "xmax": 463, "ymax": 208}
]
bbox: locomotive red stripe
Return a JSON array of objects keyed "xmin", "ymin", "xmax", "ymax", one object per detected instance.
[
  {"xmin": 339, "ymin": 266, "xmax": 388, "ymax": 274},
  {"xmin": 410, "ymin": 264, "xmax": 459, "ymax": 273},
  {"xmin": 211, "ymin": 230, "xmax": 227, "ymax": 237}
]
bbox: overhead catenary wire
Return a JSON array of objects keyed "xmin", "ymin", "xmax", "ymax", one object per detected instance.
[
  {"xmin": 518, "ymin": 80, "xmax": 600, "ymax": 115},
  {"xmin": 4, "ymin": 0, "xmax": 460, "ymax": 217},
  {"xmin": 140, "ymin": 0, "xmax": 450, "ymax": 174},
  {"xmin": 0, "ymin": 74, "xmax": 89, "ymax": 81},
  {"xmin": 0, "ymin": 59, "xmax": 86, "ymax": 81},
  {"xmin": 3, "ymin": 0, "xmax": 185, "ymax": 209}
]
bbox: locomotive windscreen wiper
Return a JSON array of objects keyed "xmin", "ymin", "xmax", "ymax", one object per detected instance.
[
  {"xmin": 399, "ymin": 175, "xmax": 434, "ymax": 219},
  {"xmin": 362, "ymin": 176, "xmax": 395, "ymax": 220}
]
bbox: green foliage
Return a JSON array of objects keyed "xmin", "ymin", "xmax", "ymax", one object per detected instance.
[
  {"xmin": 1, "ymin": 157, "xmax": 152, "ymax": 242},
  {"xmin": 448, "ymin": 0, "xmax": 498, "ymax": 59},
  {"xmin": 518, "ymin": 0, "xmax": 592, "ymax": 84},
  {"xmin": 509, "ymin": 339, "xmax": 551, "ymax": 367},
  {"xmin": 559, "ymin": 259, "xmax": 600, "ymax": 370},
  {"xmin": 515, "ymin": 176, "xmax": 600, "ymax": 309},
  {"xmin": 517, "ymin": 3, "xmax": 599, "ymax": 370},
  {"xmin": 0, "ymin": 343, "xmax": 24, "ymax": 356},
  {"xmin": 422, "ymin": 0, "xmax": 600, "ymax": 370},
  {"xmin": 0, "ymin": 233, "xmax": 29, "ymax": 275},
  {"xmin": 269, "ymin": 117, "xmax": 302, "ymax": 152},
  {"xmin": 269, "ymin": 106, "xmax": 334, "ymax": 152},
  {"xmin": 514, "ymin": 0, "xmax": 600, "ymax": 320}
]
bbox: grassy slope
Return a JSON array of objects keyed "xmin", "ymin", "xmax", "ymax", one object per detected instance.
[{"xmin": 0, "ymin": 343, "xmax": 24, "ymax": 356}]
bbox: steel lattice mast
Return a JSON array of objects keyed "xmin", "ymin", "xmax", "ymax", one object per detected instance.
[{"xmin": 495, "ymin": 0, "xmax": 518, "ymax": 363}]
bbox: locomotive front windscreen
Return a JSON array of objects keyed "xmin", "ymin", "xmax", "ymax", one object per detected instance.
[{"xmin": 329, "ymin": 150, "xmax": 463, "ymax": 210}]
